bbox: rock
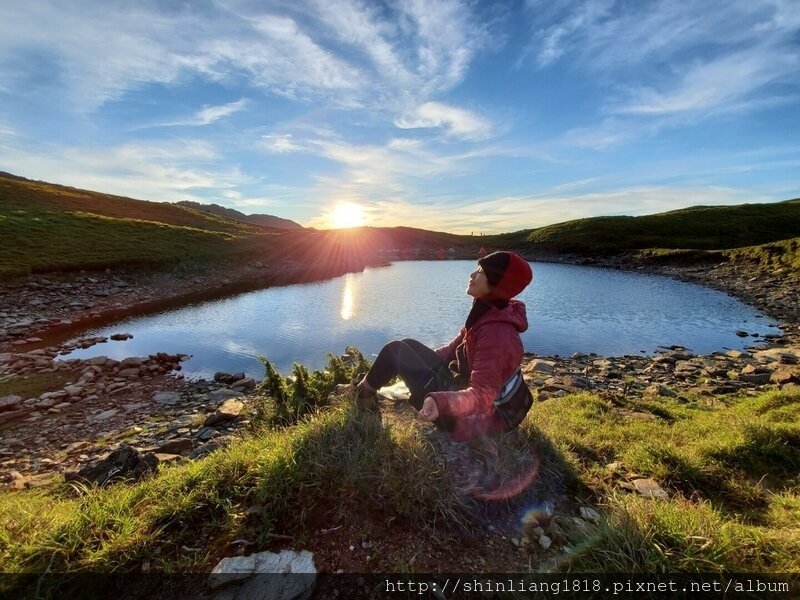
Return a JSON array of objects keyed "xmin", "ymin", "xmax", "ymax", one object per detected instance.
[
  {"xmin": 119, "ymin": 357, "xmax": 146, "ymax": 368},
  {"xmin": 153, "ymin": 391, "xmax": 181, "ymax": 405},
  {"xmin": 0, "ymin": 407, "xmax": 33, "ymax": 425},
  {"xmin": 63, "ymin": 385, "xmax": 83, "ymax": 397},
  {"xmin": 195, "ymin": 426, "xmax": 220, "ymax": 441},
  {"xmin": 205, "ymin": 399, "xmax": 245, "ymax": 426},
  {"xmin": 538, "ymin": 535, "xmax": 552, "ymax": 550},
  {"xmin": 65, "ymin": 445, "xmax": 159, "ymax": 486},
  {"xmin": 117, "ymin": 368, "xmax": 141, "ymax": 378},
  {"xmin": 156, "ymin": 439, "xmax": 195, "ymax": 455},
  {"xmin": 738, "ymin": 372, "xmax": 771, "ymax": 385},
  {"xmin": 214, "ymin": 371, "xmax": 247, "ymax": 385},
  {"xmin": 206, "ymin": 389, "xmax": 244, "ymax": 402},
  {"xmin": 631, "ymin": 478, "xmax": 669, "ymax": 500},
  {"xmin": 579, "ymin": 506, "xmax": 601, "ymax": 523},
  {"xmin": 526, "ymin": 360, "xmax": 556, "ymax": 375},
  {"xmin": 231, "ymin": 377, "xmax": 256, "ymax": 392},
  {"xmin": 209, "ymin": 550, "xmax": 316, "ymax": 600},
  {"xmin": 0, "ymin": 395, "xmax": 22, "ymax": 411},
  {"xmin": 110, "ymin": 333, "xmax": 133, "ymax": 341},
  {"xmin": 644, "ymin": 384, "xmax": 674, "ymax": 397},
  {"xmin": 771, "ymin": 369, "xmax": 798, "ymax": 385},
  {"xmin": 90, "ymin": 409, "xmax": 119, "ymax": 422}
]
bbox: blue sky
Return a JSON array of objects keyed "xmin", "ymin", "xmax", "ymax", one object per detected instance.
[{"xmin": 1, "ymin": 0, "xmax": 798, "ymax": 233}]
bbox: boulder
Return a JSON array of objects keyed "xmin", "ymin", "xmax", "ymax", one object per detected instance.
[
  {"xmin": 205, "ymin": 399, "xmax": 245, "ymax": 426},
  {"xmin": 156, "ymin": 438, "xmax": 195, "ymax": 455},
  {"xmin": 119, "ymin": 357, "xmax": 146, "ymax": 368},
  {"xmin": 231, "ymin": 378, "xmax": 257, "ymax": 392},
  {"xmin": 110, "ymin": 333, "xmax": 133, "ymax": 341},
  {"xmin": 65, "ymin": 445, "xmax": 159, "ymax": 486},
  {"xmin": 209, "ymin": 550, "xmax": 316, "ymax": 600},
  {"xmin": 525, "ymin": 360, "xmax": 556, "ymax": 376},
  {"xmin": 153, "ymin": 391, "xmax": 181, "ymax": 405},
  {"xmin": 0, "ymin": 395, "xmax": 22, "ymax": 411},
  {"xmin": 117, "ymin": 368, "xmax": 141, "ymax": 378}
]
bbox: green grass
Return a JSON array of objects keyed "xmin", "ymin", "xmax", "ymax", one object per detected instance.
[
  {"xmin": 527, "ymin": 388, "xmax": 800, "ymax": 572},
  {"xmin": 724, "ymin": 237, "xmax": 800, "ymax": 271},
  {"xmin": 2, "ymin": 386, "xmax": 798, "ymax": 575},
  {"xmin": 0, "ymin": 404, "xmax": 466, "ymax": 573},
  {"xmin": 0, "ymin": 175, "xmax": 283, "ymax": 277},
  {"xmin": 0, "ymin": 372, "xmax": 73, "ymax": 398},
  {"xmin": 483, "ymin": 199, "xmax": 800, "ymax": 255}
]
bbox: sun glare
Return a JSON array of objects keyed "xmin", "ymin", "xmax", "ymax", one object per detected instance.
[{"xmin": 328, "ymin": 202, "xmax": 365, "ymax": 229}]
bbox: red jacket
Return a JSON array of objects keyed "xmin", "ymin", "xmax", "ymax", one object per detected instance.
[{"xmin": 430, "ymin": 299, "xmax": 528, "ymax": 441}]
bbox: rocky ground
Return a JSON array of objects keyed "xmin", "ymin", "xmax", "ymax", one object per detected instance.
[
  {"xmin": 0, "ymin": 257, "xmax": 797, "ymax": 489},
  {"xmin": 0, "ymin": 255, "xmax": 798, "ymax": 576}
]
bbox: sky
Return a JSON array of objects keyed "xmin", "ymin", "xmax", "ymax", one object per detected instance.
[{"xmin": 1, "ymin": 0, "xmax": 798, "ymax": 234}]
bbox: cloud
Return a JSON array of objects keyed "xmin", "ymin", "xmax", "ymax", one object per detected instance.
[
  {"xmin": 194, "ymin": 99, "xmax": 249, "ymax": 125},
  {"xmin": 321, "ymin": 185, "xmax": 779, "ymax": 234},
  {"xmin": 394, "ymin": 102, "xmax": 492, "ymax": 140},
  {"xmin": 616, "ymin": 45, "xmax": 798, "ymax": 116},
  {"xmin": 0, "ymin": 0, "xmax": 495, "ymax": 117},
  {"xmin": 521, "ymin": 0, "xmax": 800, "ymax": 130},
  {"xmin": 0, "ymin": 137, "xmax": 240, "ymax": 203}
]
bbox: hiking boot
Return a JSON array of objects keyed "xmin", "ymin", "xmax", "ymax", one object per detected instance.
[{"xmin": 336, "ymin": 374, "xmax": 380, "ymax": 414}]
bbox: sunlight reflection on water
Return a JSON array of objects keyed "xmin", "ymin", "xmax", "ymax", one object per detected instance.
[{"xmin": 64, "ymin": 261, "xmax": 780, "ymax": 379}]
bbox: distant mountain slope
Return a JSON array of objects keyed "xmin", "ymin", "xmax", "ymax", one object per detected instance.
[
  {"xmin": 487, "ymin": 199, "xmax": 800, "ymax": 254},
  {"xmin": 176, "ymin": 201, "xmax": 302, "ymax": 230}
]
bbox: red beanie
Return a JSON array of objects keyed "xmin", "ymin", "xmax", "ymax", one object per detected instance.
[{"xmin": 478, "ymin": 251, "xmax": 533, "ymax": 299}]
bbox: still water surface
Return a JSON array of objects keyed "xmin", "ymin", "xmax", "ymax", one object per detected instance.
[{"xmin": 65, "ymin": 261, "xmax": 779, "ymax": 379}]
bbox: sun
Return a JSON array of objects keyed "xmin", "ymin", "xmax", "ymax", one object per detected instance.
[{"xmin": 328, "ymin": 202, "xmax": 366, "ymax": 229}]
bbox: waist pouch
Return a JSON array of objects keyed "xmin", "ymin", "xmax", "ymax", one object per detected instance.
[{"xmin": 493, "ymin": 367, "xmax": 533, "ymax": 430}]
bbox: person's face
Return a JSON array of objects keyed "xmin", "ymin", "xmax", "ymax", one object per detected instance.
[{"xmin": 467, "ymin": 265, "xmax": 491, "ymax": 298}]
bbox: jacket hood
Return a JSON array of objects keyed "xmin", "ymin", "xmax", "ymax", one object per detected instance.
[{"xmin": 473, "ymin": 299, "xmax": 528, "ymax": 333}]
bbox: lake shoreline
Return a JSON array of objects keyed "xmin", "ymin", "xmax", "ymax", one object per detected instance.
[{"xmin": 0, "ymin": 252, "xmax": 798, "ymax": 486}]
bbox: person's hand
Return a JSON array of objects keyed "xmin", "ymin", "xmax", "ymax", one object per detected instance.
[{"xmin": 418, "ymin": 396, "xmax": 439, "ymax": 421}]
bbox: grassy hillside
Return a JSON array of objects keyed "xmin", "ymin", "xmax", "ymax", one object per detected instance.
[
  {"xmin": 0, "ymin": 173, "xmax": 283, "ymax": 277},
  {"xmin": 0, "ymin": 173, "xmax": 479, "ymax": 278},
  {"xmin": 1, "ymin": 354, "xmax": 797, "ymax": 576},
  {"xmin": 176, "ymin": 200, "xmax": 303, "ymax": 230},
  {"xmin": 485, "ymin": 200, "xmax": 800, "ymax": 255}
]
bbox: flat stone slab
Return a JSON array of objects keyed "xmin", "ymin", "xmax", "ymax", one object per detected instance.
[
  {"xmin": 631, "ymin": 478, "xmax": 669, "ymax": 500},
  {"xmin": 153, "ymin": 391, "xmax": 181, "ymax": 405},
  {"xmin": 209, "ymin": 550, "xmax": 316, "ymax": 600}
]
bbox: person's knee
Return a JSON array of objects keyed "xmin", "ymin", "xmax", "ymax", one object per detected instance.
[{"xmin": 384, "ymin": 340, "xmax": 406, "ymax": 351}]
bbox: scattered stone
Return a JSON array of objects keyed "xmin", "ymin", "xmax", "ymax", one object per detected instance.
[
  {"xmin": 538, "ymin": 535, "xmax": 552, "ymax": 550},
  {"xmin": 209, "ymin": 550, "xmax": 316, "ymax": 600},
  {"xmin": 0, "ymin": 395, "xmax": 22, "ymax": 411},
  {"xmin": 153, "ymin": 391, "xmax": 181, "ymax": 405},
  {"xmin": 579, "ymin": 506, "xmax": 601, "ymax": 523},
  {"xmin": 205, "ymin": 399, "xmax": 244, "ymax": 426},
  {"xmin": 90, "ymin": 409, "xmax": 119, "ymax": 422},
  {"xmin": 110, "ymin": 333, "xmax": 133, "ymax": 341},
  {"xmin": 156, "ymin": 439, "xmax": 195, "ymax": 455},
  {"xmin": 631, "ymin": 478, "xmax": 669, "ymax": 500},
  {"xmin": 65, "ymin": 445, "xmax": 159, "ymax": 486}
]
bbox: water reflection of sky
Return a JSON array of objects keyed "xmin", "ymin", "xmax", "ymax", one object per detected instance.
[{"xmin": 64, "ymin": 261, "xmax": 780, "ymax": 379}]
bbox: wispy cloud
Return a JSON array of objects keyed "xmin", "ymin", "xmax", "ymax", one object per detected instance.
[
  {"xmin": 523, "ymin": 0, "xmax": 800, "ymax": 143},
  {"xmin": 616, "ymin": 44, "xmax": 798, "ymax": 116},
  {"xmin": 139, "ymin": 99, "xmax": 250, "ymax": 129},
  {"xmin": 0, "ymin": 137, "xmax": 238, "ymax": 203},
  {"xmin": 395, "ymin": 102, "xmax": 492, "ymax": 140},
  {"xmin": 339, "ymin": 185, "xmax": 779, "ymax": 234},
  {"xmin": 0, "ymin": 0, "xmax": 493, "ymax": 116}
]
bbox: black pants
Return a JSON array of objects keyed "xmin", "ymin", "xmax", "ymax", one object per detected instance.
[{"xmin": 365, "ymin": 338, "xmax": 460, "ymax": 411}]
